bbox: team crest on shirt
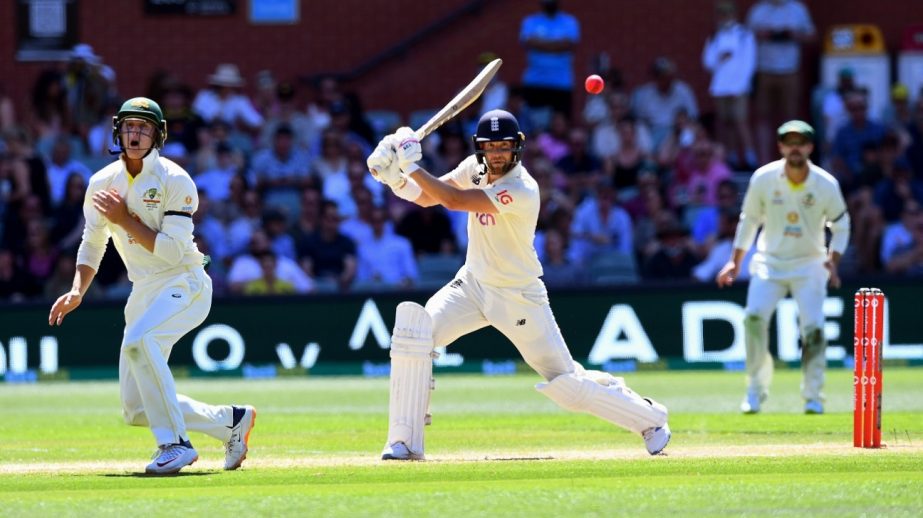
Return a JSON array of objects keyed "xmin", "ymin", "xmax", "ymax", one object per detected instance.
[
  {"xmin": 772, "ymin": 190, "xmax": 784, "ymax": 205},
  {"xmin": 142, "ymin": 187, "xmax": 162, "ymax": 210},
  {"xmin": 801, "ymin": 192, "xmax": 816, "ymax": 208}
]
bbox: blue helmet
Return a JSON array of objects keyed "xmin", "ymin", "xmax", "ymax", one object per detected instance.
[{"xmin": 472, "ymin": 109, "xmax": 525, "ymax": 172}]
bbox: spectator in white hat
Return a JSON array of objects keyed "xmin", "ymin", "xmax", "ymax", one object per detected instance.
[{"xmin": 192, "ymin": 64, "xmax": 263, "ymax": 131}]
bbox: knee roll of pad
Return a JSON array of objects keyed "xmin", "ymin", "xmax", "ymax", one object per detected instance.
[{"xmin": 390, "ymin": 301, "xmax": 434, "ymax": 359}]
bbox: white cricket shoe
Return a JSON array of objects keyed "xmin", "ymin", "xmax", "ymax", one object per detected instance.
[
  {"xmin": 225, "ymin": 405, "xmax": 256, "ymax": 470},
  {"xmin": 642, "ymin": 424, "xmax": 671, "ymax": 455},
  {"xmin": 804, "ymin": 399, "xmax": 824, "ymax": 415},
  {"xmin": 740, "ymin": 390, "xmax": 767, "ymax": 414},
  {"xmin": 381, "ymin": 441, "xmax": 424, "ymax": 461},
  {"xmin": 146, "ymin": 440, "xmax": 198, "ymax": 474}
]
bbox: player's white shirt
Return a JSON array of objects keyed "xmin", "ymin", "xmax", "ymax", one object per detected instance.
[
  {"xmin": 77, "ymin": 149, "xmax": 205, "ymax": 283},
  {"xmin": 733, "ymin": 158, "xmax": 849, "ymax": 278},
  {"xmin": 444, "ymin": 155, "xmax": 543, "ymax": 287}
]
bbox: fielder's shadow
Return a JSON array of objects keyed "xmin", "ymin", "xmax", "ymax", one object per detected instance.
[{"xmin": 102, "ymin": 470, "xmax": 220, "ymax": 478}]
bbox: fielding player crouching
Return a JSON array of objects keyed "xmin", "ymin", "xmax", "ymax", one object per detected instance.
[
  {"xmin": 366, "ymin": 110, "xmax": 671, "ymax": 460},
  {"xmin": 48, "ymin": 98, "xmax": 256, "ymax": 474}
]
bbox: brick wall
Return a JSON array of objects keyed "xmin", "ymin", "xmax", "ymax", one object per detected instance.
[{"xmin": 1, "ymin": 0, "xmax": 920, "ymax": 124}]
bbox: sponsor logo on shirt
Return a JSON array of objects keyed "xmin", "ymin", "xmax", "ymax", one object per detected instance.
[
  {"xmin": 783, "ymin": 225, "xmax": 803, "ymax": 238},
  {"xmin": 476, "ymin": 212, "xmax": 496, "ymax": 226},
  {"xmin": 772, "ymin": 190, "xmax": 784, "ymax": 205},
  {"xmin": 495, "ymin": 190, "xmax": 513, "ymax": 205},
  {"xmin": 142, "ymin": 187, "xmax": 162, "ymax": 210},
  {"xmin": 787, "ymin": 211, "xmax": 799, "ymax": 224},
  {"xmin": 185, "ymin": 195, "xmax": 193, "ymax": 204}
]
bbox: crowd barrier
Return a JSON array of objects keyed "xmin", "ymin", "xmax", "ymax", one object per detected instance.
[{"xmin": 2, "ymin": 279, "xmax": 922, "ymax": 381}]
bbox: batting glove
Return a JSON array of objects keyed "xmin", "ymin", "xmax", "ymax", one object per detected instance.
[
  {"xmin": 394, "ymin": 126, "xmax": 422, "ymax": 174},
  {"xmin": 366, "ymin": 141, "xmax": 403, "ymax": 188}
]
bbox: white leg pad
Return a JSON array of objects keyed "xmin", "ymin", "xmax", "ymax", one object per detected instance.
[
  {"xmin": 386, "ymin": 302, "xmax": 434, "ymax": 457},
  {"xmin": 536, "ymin": 372, "xmax": 667, "ymax": 434}
]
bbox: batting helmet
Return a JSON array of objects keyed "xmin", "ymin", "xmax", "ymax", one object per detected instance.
[
  {"xmin": 472, "ymin": 109, "xmax": 525, "ymax": 172},
  {"xmin": 111, "ymin": 97, "xmax": 168, "ymax": 151}
]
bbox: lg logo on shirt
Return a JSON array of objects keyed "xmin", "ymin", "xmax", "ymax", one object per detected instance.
[{"xmin": 477, "ymin": 213, "xmax": 496, "ymax": 226}]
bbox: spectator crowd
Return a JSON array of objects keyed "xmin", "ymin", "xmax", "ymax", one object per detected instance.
[{"xmin": 3, "ymin": 0, "xmax": 923, "ymax": 304}]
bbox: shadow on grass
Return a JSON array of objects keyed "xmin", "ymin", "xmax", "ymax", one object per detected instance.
[{"xmin": 102, "ymin": 470, "xmax": 221, "ymax": 478}]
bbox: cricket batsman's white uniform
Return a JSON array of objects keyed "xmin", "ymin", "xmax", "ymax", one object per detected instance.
[
  {"xmin": 77, "ymin": 150, "xmax": 233, "ymax": 446},
  {"xmin": 427, "ymin": 156, "xmax": 571, "ymax": 379},
  {"xmin": 384, "ymin": 156, "xmax": 668, "ymax": 458},
  {"xmin": 733, "ymin": 159, "xmax": 850, "ymax": 402}
]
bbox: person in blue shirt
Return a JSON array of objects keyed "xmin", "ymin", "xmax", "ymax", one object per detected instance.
[{"xmin": 520, "ymin": 0, "xmax": 581, "ymax": 119}]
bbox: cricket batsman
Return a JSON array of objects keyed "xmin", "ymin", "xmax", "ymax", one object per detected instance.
[
  {"xmin": 48, "ymin": 97, "xmax": 256, "ymax": 474},
  {"xmin": 717, "ymin": 120, "xmax": 850, "ymax": 414},
  {"xmin": 366, "ymin": 110, "xmax": 671, "ymax": 460}
]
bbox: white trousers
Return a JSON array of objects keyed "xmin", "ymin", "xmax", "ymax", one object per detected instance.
[
  {"xmin": 118, "ymin": 267, "xmax": 232, "ymax": 446},
  {"xmin": 744, "ymin": 261, "xmax": 828, "ymax": 400},
  {"xmin": 425, "ymin": 267, "xmax": 574, "ymax": 381}
]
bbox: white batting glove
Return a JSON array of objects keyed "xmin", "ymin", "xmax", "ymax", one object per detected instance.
[
  {"xmin": 394, "ymin": 126, "xmax": 422, "ymax": 174},
  {"xmin": 366, "ymin": 141, "xmax": 403, "ymax": 188}
]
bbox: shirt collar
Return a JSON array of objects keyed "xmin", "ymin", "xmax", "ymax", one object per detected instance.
[
  {"xmin": 488, "ymin": 163, "xmax": 522, "ymax": 186},
  {"xmin": 777, "ymin": 160, "xmax": 815, "ymax": 185},
  {"xmin": 121, "ymin": 149, "xmax": 161, "ymax": 180}
]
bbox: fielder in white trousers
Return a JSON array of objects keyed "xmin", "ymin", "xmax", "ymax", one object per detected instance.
[
  {"xmin": 743, "ymin": 263, "xmax": 829, "ymax": 407},
  {"xmin": 118, "ymin": 267, "xmax": 231, "ymax": 445},
  {"xmin": 717, "ymin": 120, "xmax": 849, "ymax": 415},
  {"xmin": 49, "ymin": 97, "xmax": 255, "ymax": 474}
]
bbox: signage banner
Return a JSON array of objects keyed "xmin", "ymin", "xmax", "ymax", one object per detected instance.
[{"xmin": 2, "ymin": 281, "xmax": 921, "ymax": 380}]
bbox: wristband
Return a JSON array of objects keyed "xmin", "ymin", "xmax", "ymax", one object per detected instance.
[
  {"xmin": 391, "ymin": 176, "xmax": 422, "ymax": 201},
  {"xmin": 400, "ymin": 162, "xmax": 421, "ymax": 175}
]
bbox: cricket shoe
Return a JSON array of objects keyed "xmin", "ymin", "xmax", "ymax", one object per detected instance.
[
  {"xmin": 225, "ymin": 405, "xmax": 257, "ymax": 470},
  {"xmin": 740, "ymin": 390, "xmax": 767, "ymax": 414},
  {"xmin": 146, "ymin": 439, "xmax": 198, "ymax": 474},
  {"xmin": 641, "ymin": 398, "xmax": 670, "ymax": 455},
  {"xmin": 804, "ymin": 399, "xmax": 824, "ymax": 415},
  {"xmin": 642, "ymin": 424, "xmax": 671, "ymax": 455},
  {"xmin": 381, "ymin": 441, "xmax": 424, "ymax": 461}
]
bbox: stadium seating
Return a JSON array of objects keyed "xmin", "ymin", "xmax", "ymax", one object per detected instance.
[
  {"xmin": 415, "ymin": 253, "xmax": 463, "ymax": 289},
  {"xmin": 585, "ymin": 250, "xmax": 640, "ymax": 285},
  {"xmin": 365, "ymin": 109, "xmax": 402, "ymax": 139}
]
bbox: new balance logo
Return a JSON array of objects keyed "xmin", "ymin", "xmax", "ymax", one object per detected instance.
[
  {"xmin": 449, "ymin": 278, "xmax": 464, "ymax": 289},
  {"xmin": 171, "ymin": 293, "xmax": 181, "ymax": 298},
  {"xmin": 515, "ymin": 319, "xmax": 526, "ymax": 326}
]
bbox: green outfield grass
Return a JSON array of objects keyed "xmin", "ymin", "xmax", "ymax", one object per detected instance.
[{"xmin": 1, "ymin": 368, "xmax": 922, "ymax": 517}]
